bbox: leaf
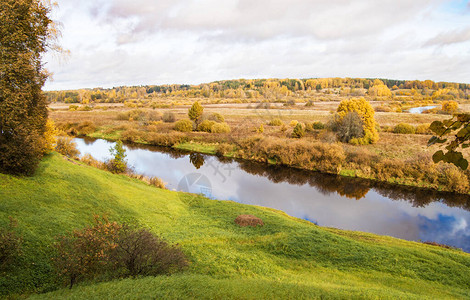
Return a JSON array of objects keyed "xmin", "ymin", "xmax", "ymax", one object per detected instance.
[
  {"xmin": 456, "ymin": 158, "xmax": 469, "ymax": 170},
  {"xmin": 427, "ymin": 136, "xmax": 447, "ymax": 146},
  {"xmin": 429, "ymin": 121, "xmax": 446, "ymax": 136},
  {"xmin": 432, "ymin": 150, "xmax": 445, "ymax": 163},
  {"xmin": 456, "ymin": 126, "xmax": 470, "ymax": 138}
]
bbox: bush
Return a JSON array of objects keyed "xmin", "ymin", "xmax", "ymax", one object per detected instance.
[
  {"xmin": 312, "ymin": 121, "xmax": 325, "ymax": 130},
  {"xmin": 55, "ymin": 136, "xmax": 80, "ymax": 159},
  {"xmin": 268, "ymin": 118, "xmax": 283, "ymax": 126},
  {"xmin": 289, "ymin": 120, "xmax": 298, "ymax": 127},
  {"xmin": 211, "ymin": 122, "xmax": 231, "ymax": 133},
  {"xmin": 207, "ymin": 113, "xmax": 224, "ymax": 123},
  {"xmin": 216, "ymin": 143, "xmax": 233, "ymax": 156},
  {"xmin": 336, "ymin": 97, "xmax": 378, "ymax": 144},
  {"xmin": 0, "ymin": 217, "xmax": 22, "ymax": 270},
  {"xmin": 174, "ymin": 119, "xmax": 193, "ymax": 132},
  {"xmin": 198, "ymin": 120, "xmax": 216, "ymax": 132},
  {"xmin": 162, "ymin": 112, "xmax": 176, "ymax": 123},
  {"xmin": 393, "ymin": 123, "xmax": 416, "ymax": 134},
  {"xmin": 147, "ymin": 132, "xmax": 186, "ymax": 146},
  {"xmin": 330, "ymin": 112, "xmax": 364, "ymax": 143},
  {"xmin": 111, "ymin": 225, "xmax": 188, "ymax": 277},
  {"xmin": 148, "ymin": 177, "xmax": 166, "ymax": 189},
  {"xmin": 80, "ymin": 154, "xmax": 105, "ymax": 169},
  {"xmin": 120, "ymin": 129, "xmax": 144, "ymax": 143},
  {"xmin": 43, "ymin": 119, "xmax": 58, "ymax": 154},
  {"xmin": 234, "ymin": 215, "xmax": 264, "ymax": 227},
  {"xmin": 442, "ymin": 100, "xmax": 458, "ymax": 113},
  {"xmin": 292, "ymin": 123, "xmax": 305, "ymax": 138},
  {"xmin": 415, "ymin": 124, "xmax": 431, "ymax": 134},
  {"xmin": 76, "ymin": 121, "xmax": 96, "ymax": 135}
]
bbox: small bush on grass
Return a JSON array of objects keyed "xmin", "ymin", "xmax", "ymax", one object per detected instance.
[
  {"xmin": 268, "ymin": 118, "xmax": 283, "ymax": 126},
  {"xmin": 292, "ymin": 123, "xmax": 305, "ymax": 138},
  {"xmin": 216, "ymin": 143, "xmax": 233, "ymax": 157},
  {"xmin": 198, "ymin": 120, "xmax": 216, "ymax": 132},
  {"xmin": 76, "ymin": 121, "xmax": 96, "ymax": 135},
  {"xmin": 207, "ymin": 113, "xmax": 225, "ymax": 123},
  {"xmin": 120, "ymin": 129, "xmax": 144, "ymax": 143},
  {"xmin": 415, "ymin": 124, "xmax": 431, "ymax": 134},
  {"xmin": 312, "ymin": 121, "xmax": 325, "ymax": 129},
  {"xmin": 211, "ymin": 122, "xmax": 231, "ymax": 133},
  {"xmin": 174, "ymin": 120, "xmax": 193, "ymax": 132},
  {"xmin": 106, "ymin": 140, "xmax": 127, "ymax": 174},
  {"xmin": 55, "ymin": 136, "xmax": 80, "ymax": 159},
  {"xmin": 393, "ymin": 123, "xmax": 416, "ymax": 134},
  {"xmin": 162, "ymin": 112, "xmax": 176, "ymax": 123}
]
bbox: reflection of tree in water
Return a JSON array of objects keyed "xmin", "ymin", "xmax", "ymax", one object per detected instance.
[
  {"xmin": 237, "ymin": 160, "xmax": 470, "ymax": 210},
  {"xmin": 190, "ymin": 153, "xmax": 205, "ymax": 169}
]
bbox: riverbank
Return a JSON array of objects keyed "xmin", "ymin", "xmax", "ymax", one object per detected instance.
[
  {"xmin": 83, "ymin": 128, "xmax": 470, "ymax": 195},
  {"xmin": 1, "ymin": 153, "xmax": 470, "ymax": 298}
]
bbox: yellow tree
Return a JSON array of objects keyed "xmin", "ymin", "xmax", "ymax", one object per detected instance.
[{"xmin": 336, "ymin": 97, "xmax": 379, "ymax": 144}]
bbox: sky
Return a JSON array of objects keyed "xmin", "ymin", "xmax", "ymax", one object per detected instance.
[{"xmin": 43, "ymin": 0, "xmax": 470, "ymax": 91}]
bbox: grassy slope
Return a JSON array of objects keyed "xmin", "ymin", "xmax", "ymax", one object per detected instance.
[{"xmin": 0, "ymin": 153, "xmax": 469, "ymax": 299}]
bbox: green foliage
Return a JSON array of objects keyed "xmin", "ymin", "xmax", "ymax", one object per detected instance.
[
  {"xmin": 393, "ymin": 123, "xmax": 416, "ymax": 134},
  {"xmin": 1, "ymin": 154, "xmax": 470, "ymax": 297},
  {"xmin": 312, "ymin": 121, "xmax": 325, "ymax": 130},
  {"xmin": 188, "ymin": 102, "xmax": 204, "ymax": 127},
  {"xmin": 107, "ymin": 140, "xmax": 127, "ymax": 173},
  {"xmin": 55, "ymin": 136, "xmax": 80, "ymax": 159},
  {"xmin": 211, "ymin": 122, "xmax": 231, "ymax": 133},
  {"xmin": 428, "ymin": 113, "xmax": 470, "ymax": 170},
  {"xmin": 197, "ymin": 120, "xmax": 215, "ymax": 132},
  {"xmin": 174, "ymin": 120, "xmax": 193, "ymax": 132},
  {"xmin": 336, "ymin": 97, "xmax": 378, "ymax": 144},
  {"xmin": 292, "ymin": 123, "xmax": 305, "ymax": 138},
  {"xmin": 0, "ymin": 0, "xmax": 53, "ymax": 175}
]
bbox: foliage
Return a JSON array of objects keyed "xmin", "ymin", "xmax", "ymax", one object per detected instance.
[
  {"xmin": 0, "ymin": 0, "xmax": 54, "ymax": 175},
  {"xmin": 428, "ymin": 113, "xmax": 470, "ymax": 170},
  {"xmin": 292, "ymin": 123, "xmax": 305, "ymax": 138},
  {"xmin": 211, "ymin": 122, "xmax": 231, "ymax": 133},
  {"xmin": 0, "ymin": 217, "xmax": 22, "ymax": 270},
  {"xmin": 55, "ymin": 136, "xmax": 80, "ymax": 159},
  {"xmin": 162, "ymin": 112, "xmax": 176, "ymax": 123},
  {"xmin": 257, "ymin": 124, "xmax": 264, "ymax": 133},
  {"xmin": 111, "ymin": 225, "xmax": 188, "ymax": 277},
  {"xmin": 188, "ymin": 102, "xmax": 204, "ymax": 127},
  {"xmin": 330, "ymin": 112, "xmax": 364, "ymax": 143},
  {"xmin": 442, "ymin": 100, "xmax": 458, "ymax": 113},
  {"xmin": 207, "ymin": 113, "xmax": 224, "ymax": 123},
  {"xmin": 197, "ymin": 120, "xmax": 215, "ymax": 132},
  {"xmin": 174, "ymin": 120, "xmax": 193, "ymax": 132},
  {"xmin": 107, "ymin": 140, "xmax": 127, "ymax": 173},
  {"xmin": 393, "ymin": 123, "xmax": 416, "ymax": 134},
  {"xmin": 312, "ymin": 121, "xmax": 325, "ymax": 130},
  {"xmin": 43, "ymin": 119, "xmax": 58, "ymax": 154},
  {"xmin": 267, "ymin": 119, "xmax": 283, "ymax": 126},
  {"xmin": 336, "ymin": 97, "xmax": 378, "ymax": 144}
]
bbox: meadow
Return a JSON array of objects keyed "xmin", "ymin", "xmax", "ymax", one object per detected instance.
[{"xmin": 1, "ymin": 153, "xmax": 469, "ymax": 299}]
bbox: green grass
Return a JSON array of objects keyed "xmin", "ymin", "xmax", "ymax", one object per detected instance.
[
  {"xmin": 1, "ymin": 153, "xmax": 469, "ymax": 299},
  {"xmin": 174, "ymin": 142, "xmax": 217, "ymax": 154}
]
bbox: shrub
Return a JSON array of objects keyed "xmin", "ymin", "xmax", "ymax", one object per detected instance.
[
  {"xmin": 211, "ymin": 122, "xmax": 231, "ymax": 133},
  {"xmin": 289, "ymin": 120, "xmax": 298, "ymax": 127},
  {"xmin": 80, "ymin": 154, "xmax": 105, "ymax": 169},
  {"xmin": 148, "ymin": 177, "xmax": 166, "ymax": 189},
  {"xmin": 162, "ymin": 112, "xmax": 176, "ymax": 123},
  {"xmin": 312, "ymin": 121, "xmax": 325, "ymax": 130},
  {"xmin": 442, "ymin": 166, "xmax": 469, "ymax": 193},
  {"xmin": 198, "ymin": 120, "xmax": 215, "ymax": 132},
  {"xmin": 442, "ymin": 100, "xmax": 458, "ymax": 113},
  {"xmin": 280, "ymin": 124, "xmax": 287, "ymax": 132},
  {"xmin": 234, "ymin": 215, "xmax": 264, "ymax": 227},
  {"xmin": 55, "ymin": 136, "xmax": 80, "ymax": 159},
  {"xmin": 107, "ymin": 140, "xmax": 127, "ymax": 173},
  {"xmin": 120, "ymin": 129, "xmax": 143, "ymax": 143},
  {"xmin": 415, "ymin": 124, "xmax": 431, "ymax": 134},
  {"xmin": 147, "ymin": 132, "xmax": 186, "ymax": 146},
  {"xmin": 68, "ymin": 105, "xmax": 78, "ymax": 111},
  {"xmin": 207, "ymin": 112, "xmax": 224, "ymax": 123},
  {"xmin": 336, "ymin": 97, "xmax": 378, "ymax": 144},
  {"xmin": 257, "ymin": 124, "xmax": 264, "ymax": 133},
  {"xmin": 111, "ymin": 225, "xmax": 188, "ymax": 277},
  {"xmin": 216, "ymin": 143, "xmax": 233, "ymax": 156},
  {"xmin": 43, "ymin": 119, "xmax": 58, "ymax": 154},
  {"xmin": 76, "ymin": 121, "xmax": 96, "ymax": 135},
  {"xmin": 330, "ymin": 112, "xmax": 364, "ymax": 143},
  {"xmin": 268, "ymin": 118, "xmax": 283, "ymax": 126},
  {"xmin": 393, "ymin": 123, "xmax": 416, "ymax": 134},
  {"xmin": 188, "ymin": 102, "xmax": 204, "ymax": 127},
  {"xmin": 292, "ymin": 123, "xmax": 305, "ymax": 138},
  {"xmin": 0, "ymin": 217, "xmax": 22, "ymax": 270},
  {"xmin": 174, "ymin": 119, "xmax": 193, "ymax": 132},
  {"xmin": 305, "ymin": 123, "xmax": 314, "ymax": 132}
]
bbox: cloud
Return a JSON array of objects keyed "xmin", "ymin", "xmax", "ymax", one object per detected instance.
[{"xmin": 425, "ymin": 27, "xmax": 470, "ymax": 46}]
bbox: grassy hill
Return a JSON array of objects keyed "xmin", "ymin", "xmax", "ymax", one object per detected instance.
[{"xmin": 1, "ymin": 153, "xmax": 469, "ymax": 299}]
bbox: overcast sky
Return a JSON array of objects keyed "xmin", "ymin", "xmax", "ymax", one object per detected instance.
[{"xmin": 43, "ymin": 0, "xmax": 470, "ymax": 90}]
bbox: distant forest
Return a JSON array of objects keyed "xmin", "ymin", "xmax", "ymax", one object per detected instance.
[{"xmin": 46, "ymin": 78, "xmax": 470, "ymax": 104}]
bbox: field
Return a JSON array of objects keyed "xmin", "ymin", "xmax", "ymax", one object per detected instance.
[{"xmin": 1, "ymin": 153, "xmax": 470, "ymax": 299}]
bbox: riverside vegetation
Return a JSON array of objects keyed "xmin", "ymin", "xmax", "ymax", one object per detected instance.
[
  {"xmin": 48, "ymin": 78, "xmax": 470, "ymax": 194},
  {"xmin": 1, "ymin": 153, "xmax": 470, "ymax": 298}
]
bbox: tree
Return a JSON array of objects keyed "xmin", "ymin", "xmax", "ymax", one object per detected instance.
[
  {"xmin": 108, "ymin": 140, "xmax": 127, "ymax": 173},
  {"xmin": 188, "ymin": 101, "xmax": 204, "ymax": 128},
  {"xmin": 428, "ymin": 113, "xmax": 470, "ymax": 170},
  {"xmin": 331, "ymin": 112, "xmax": 365, "ymax": 143},
  {"xmin": 0, "ymin": 0, "xmax": 55, "ymax": 175},
  {"xmin": 336, "ymin": 97, "xmax": 378, "ymax": 144}
]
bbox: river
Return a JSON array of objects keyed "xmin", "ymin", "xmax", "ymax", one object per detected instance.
[
  {"xmin": 74, "ymin": 137, "xmax": 470, "ymax": 252},
  {"xmin": 408, "ymin": 105, "xmax": 438, "ymax": 114}
]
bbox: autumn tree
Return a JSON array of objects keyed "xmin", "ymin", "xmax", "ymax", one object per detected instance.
[
  {"xmin": 107, "ymin": 140, "xmax": 127, "ymax": 173},
  {"xmin": 442, "ymin": 101, "xmax": 458, "ymax": 113},
  {"xmin": 188, "ymin": 101, "xmax": 204, "ymax": 128},
  {"xmin": 336, "ymin": 97, "xmax": 378, "ymax": 144},
  {"xmin": 368, "ymin": 79, "xmax": 392, "ymax": 98},
  {"xmin": 0, "ymin": 0, "xmax": 55, "ymax": 175}
]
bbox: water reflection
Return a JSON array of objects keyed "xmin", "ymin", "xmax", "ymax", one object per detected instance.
[{"xmin": 74, "ymin": 137, "xmax": 470, "ymax": 252}]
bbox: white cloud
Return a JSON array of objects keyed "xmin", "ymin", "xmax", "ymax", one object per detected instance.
[{"xmin": 44, "ymin": 0, "xmax": 470, "ymax": 90}]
